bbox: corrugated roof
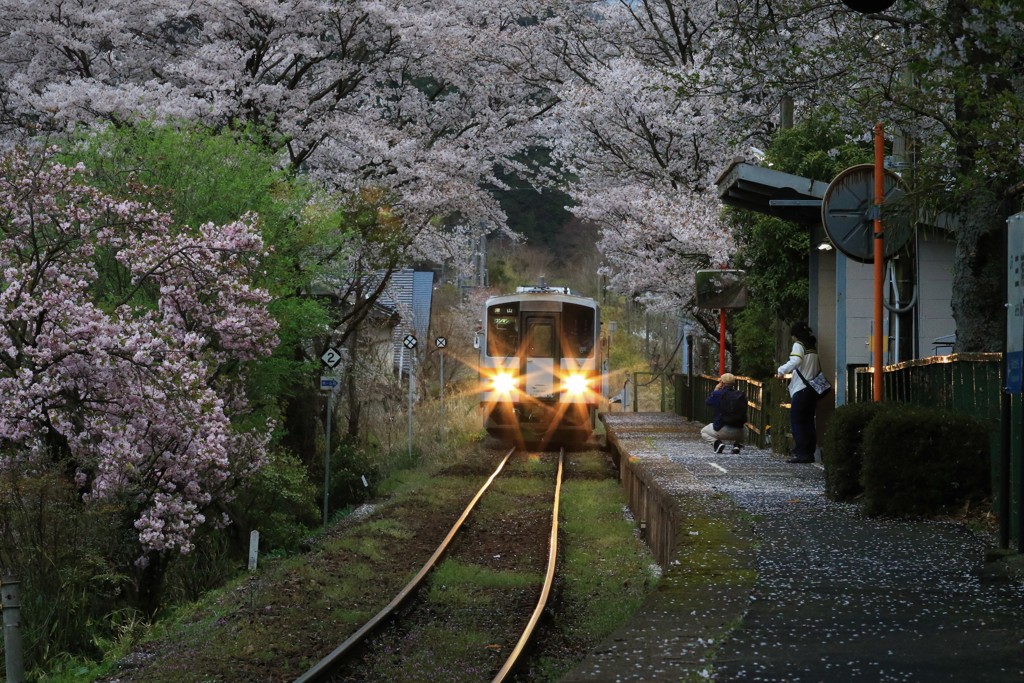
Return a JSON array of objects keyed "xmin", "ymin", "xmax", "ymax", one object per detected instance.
[{"xmin": 715, "ymin": 158, "xmax": 828, "ymax": 225}]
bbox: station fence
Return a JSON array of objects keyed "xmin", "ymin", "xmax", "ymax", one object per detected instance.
[{"xmin": 612, "ymin": 352, "xmax": 1019, "ymax": 548}]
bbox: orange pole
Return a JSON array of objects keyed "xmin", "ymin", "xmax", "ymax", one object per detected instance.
[
  {"xmin": 719, "ymin": 308, "xmax": 726, "ymax": 375},
  {"xmin": 872, "ymin": 123, "xmax": 885, "ymax": 402}
]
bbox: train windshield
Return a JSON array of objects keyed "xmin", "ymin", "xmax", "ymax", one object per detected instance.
[
  {"xmin": 487, "ymin": 303, "xmax": 520, "ymax": 357},
  {"xmin": 526, "ymin": 319, "xmax": 554, "ymax": 358},
  {"xmin": 562, "ymin": 303, "xmax": 596, "ymax": 358}
]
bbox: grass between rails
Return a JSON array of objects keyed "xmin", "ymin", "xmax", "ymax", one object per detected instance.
[{"xmin": 80, "ymin": 445, "xmax": 658, "ymax": 683}]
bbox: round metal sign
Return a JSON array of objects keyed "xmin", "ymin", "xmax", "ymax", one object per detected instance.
[
  {"xmin": 403, "ymin": 334, "xmax": 418, "ymax": 349},
  {"xmin": 821, "ymin": 164, "xmax": 913, "ymax": 263}
]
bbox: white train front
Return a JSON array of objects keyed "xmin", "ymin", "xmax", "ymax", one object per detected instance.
[{"xmin": 477, "ymin": 284, "xmax": 605, "ymax": 447}]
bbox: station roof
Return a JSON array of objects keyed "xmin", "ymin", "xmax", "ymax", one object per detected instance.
[{"xmin": 715, "ymin": 158, "xmax": 829, "ymax": 225}]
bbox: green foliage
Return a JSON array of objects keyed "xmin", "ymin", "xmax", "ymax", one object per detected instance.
[
  {"xmin": 0, "ymin": 463, "xmax": 141, "ymax": 678},
  {"xmin": 729, "ymin": 209, "xmax": 808, "ymax": 323},
  {"xmin": 761, "ymin": 377, "xmax": 793, "ymax": 455},
  {"xmin": 330, "ymin": 440, "xmax": 381, "ymax": 510},
  {"xmin": 62, "ymin": 122, "xmax": 337, "ymax": 428},
  {"xmin": 490, "ymin": 156, "xmax": 574, "ymax": 254},
  {"xmin": 731, "ymin": 106, "xmax": 872, "ymax": 325},
  {"xmin": 558, "ymin": 478, "xmax": 656, "ymax": 637},
  {"xmin": 229, "ymin": 449, "xmax": 320, "ymax": 554},
  {"xmin": 860, "ymin": 405, "xmax": 990, "ymax": 516},
  {"xmin": 733, "ymin": 302, "xmax": 776, "ymax": 380},
  {"xmin": 764, "ymin": 107, "xmax": 872, "ymax": 183},
  {"xmin": 821, "ymin": 402, "xmax": 888, "ymax": 502}
]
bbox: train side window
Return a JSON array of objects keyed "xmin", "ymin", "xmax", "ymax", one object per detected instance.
[
  {"xmin": 562, "ymin": 303, "xmax": 595, "ymax": 357},
  {"xmin": 526, "ymin": 319, "xmax": 554, "ymax": 358}
]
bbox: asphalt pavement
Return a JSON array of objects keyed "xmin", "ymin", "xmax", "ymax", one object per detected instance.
[{"xmin": 560, "ymin": 412, "xmax": 1024, "ymax": 683}]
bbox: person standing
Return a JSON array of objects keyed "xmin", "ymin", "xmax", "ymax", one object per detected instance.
[
  {"xmin": 777, "ymin": 322, "xmax": 822, "ymax": 463},
  {"xmin": 701, "ymin": 373, "xmax": 746, "ymax": 454}
]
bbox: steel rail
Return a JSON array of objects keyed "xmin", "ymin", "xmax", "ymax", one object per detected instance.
[
  {"xmin": 294, "ymin": 447, "xmax": 516, "ymax": 683},
  {"xmin": 492, "ymin": 447, "xmax": 564, "ymax": 683}
]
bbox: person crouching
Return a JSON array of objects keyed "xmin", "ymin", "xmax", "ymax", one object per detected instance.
[{"xmin": 701, "ymin": 373, "xmax": 746, "ymax": 454}]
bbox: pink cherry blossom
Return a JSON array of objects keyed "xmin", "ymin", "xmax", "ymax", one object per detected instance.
[{"xmin": 0, "ymin": 147, "xmax": 277, "ymax": 558}]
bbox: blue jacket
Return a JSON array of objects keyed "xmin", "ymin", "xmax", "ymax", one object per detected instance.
[{"xmin": 706, "ymin": 386, "xmax": 737, "ymax": 431}]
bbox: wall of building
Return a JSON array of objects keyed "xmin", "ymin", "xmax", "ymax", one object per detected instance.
[{"xmin": 916, "ymin": 229, "xmax": 956, "ymax": 355}]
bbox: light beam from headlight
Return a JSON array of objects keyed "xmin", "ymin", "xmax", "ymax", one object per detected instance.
[
  {"xmin": 492, "ymin": 371, "xmax": 516, "ymax": 394},
  {"xmin": 564, "ymin": 373, "xmax": 589, "ymax": 396}
]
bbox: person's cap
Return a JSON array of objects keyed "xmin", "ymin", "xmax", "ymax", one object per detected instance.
[{"xmin": 720, "ymin": 373, "xmax": 736, "ymax": 385}]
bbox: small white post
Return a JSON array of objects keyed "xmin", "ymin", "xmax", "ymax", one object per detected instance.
[{"xmin": 248, "ymin": 530, "xmax": 260, "ymax": 572}]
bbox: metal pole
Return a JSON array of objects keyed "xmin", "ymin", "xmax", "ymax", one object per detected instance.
[
  {"xmin": 408, "ymin": 357, "xmax": 415, "ymax": 460},
  {"xmin": 439, "ymin": 350, "xmax": 446, "ymax": 447},
  {"xmin": 2, "ymin": 575, "xmax": 24, "ymax": 683},
  {"xmin": 323, "ymin": 388, "xmax": 333, "ymax": 527},
  {"xmin": 660, "ymin": 371, "xmax": 666, "ymax": 413},
  {"xmin": 873, "ymin": 122, "xmax": 885, "ymax": 402},
  {"xmin": 719, "ymin": 309, "xmax": 727, "ymax": 374}
]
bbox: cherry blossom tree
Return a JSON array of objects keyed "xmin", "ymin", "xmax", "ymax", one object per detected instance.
[
  {"xmin": 0, "ymin": 146, "xmax": 277, "ymax": 565},
  {"xmin": 0, "ymin": 0, "xmax": 576, "ymax": 266},
  {"xmin": 545, "ymin": 1, "xmax": 757, "ymax": 312},
  {"xmin": 709, "ymin": 0, "xmax": 1024, "ymax": 350},
  {"xmin": 551, "ymin": 0, "xmax": 1023, "ymax": 348}
]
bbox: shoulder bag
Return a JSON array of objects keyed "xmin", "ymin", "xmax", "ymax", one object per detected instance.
[{"xmin": 794, "ymin": 352, "xmax": 832, "ymax": 397}]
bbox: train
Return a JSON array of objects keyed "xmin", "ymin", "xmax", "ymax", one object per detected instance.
[{"xmin": 476, "ymin": 282, "xmax": 606, "ymax": 446}]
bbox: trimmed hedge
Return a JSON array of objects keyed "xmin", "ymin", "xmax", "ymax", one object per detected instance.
[
  {"xmin": 860, "ymin": 405, "xmax": 990, "ymax": 516},
  {"xmin": 821, "ymin": 401, "xmax": 888, "ymax": 502}
]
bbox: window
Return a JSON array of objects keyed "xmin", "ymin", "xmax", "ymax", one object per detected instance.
[
  {"xmin": 562, "ymin": 303, "xmax": 595, "ymax": 358},
  {"xmin": 487, "ymin": 304, "xmax": 519, "ymax": 356},
  {"xmin": 526, "ymin": 319, "xmax": 554, "ymax": 358}
]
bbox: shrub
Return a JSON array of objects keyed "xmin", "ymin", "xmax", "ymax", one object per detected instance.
[
  {"xmin": 229, "ymin": 449, "xmax": 320, "ymax": 554},
  {"xmin": 330, "ymin": 440, "xmax": 381, "ymax": 510},
  {"xmin": 860, "ymin": 405, "xmax": 990, "ymax": 516},
  {"xmin": 822, "ymin": 401, "xmax": 888, "ymax": 501}
]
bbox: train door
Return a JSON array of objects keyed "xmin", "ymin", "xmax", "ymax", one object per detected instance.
[{"xmin": 523, "ymin": 316, "xmax": 557, "ymax": 399}]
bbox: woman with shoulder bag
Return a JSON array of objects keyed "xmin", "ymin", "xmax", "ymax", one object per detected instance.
[{"xmin": 777, "ymin": 321, "xmax": 822, "ymax": 464}]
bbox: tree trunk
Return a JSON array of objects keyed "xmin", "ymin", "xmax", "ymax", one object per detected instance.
[
  {"xmin": 951, "ymin": 198, "xmax": 1007, "ymax": 353},
  {"xmin": 346, "ymin": 334, "xmax": 362, "ymax": 440}
]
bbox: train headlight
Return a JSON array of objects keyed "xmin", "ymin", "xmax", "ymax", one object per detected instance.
[
  {"xmin": 491, "ymin": 372, "xmax": 516, "ymax": 394},
  {"xmin": 564, "ymin": 373, "xmax": 589, "ymax": 396}
]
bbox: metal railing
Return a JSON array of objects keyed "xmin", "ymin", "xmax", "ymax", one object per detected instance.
[
  {"xmin": 672, "ymin": 372, "xmax": 782, "ymax": 450},
  {"xmin": 850, "ymin": 352, "xmax": 1002, "ymax": 425}
]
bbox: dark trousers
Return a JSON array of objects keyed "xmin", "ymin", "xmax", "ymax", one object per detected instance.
[{"xmin": 790, "ymin": 387, "xmax": 817, "ymax": 460}]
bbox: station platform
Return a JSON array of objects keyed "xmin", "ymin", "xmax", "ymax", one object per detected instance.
[{"xmin": 560, "ymin": 412, "xmax": 1024, "ymax": 683}]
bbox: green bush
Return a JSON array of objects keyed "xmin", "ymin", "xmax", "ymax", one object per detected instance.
[
  {"xmin": 860, "ymin": 405, "xmax": 990, "ymax": 516},
  {"xmin": 734, "ymin": 303, "xmax": 778, "ymax": 380},
  {"xmin": 229, "ymin": 449, "xmax": 320, "ymax": 554},
  {"xmin": 330, "ymin": 440, "xmax": 381, "ymax": 510},
  {"xmin": 822, "ymin": 402, "xmax": 888, "ymax": 501}
]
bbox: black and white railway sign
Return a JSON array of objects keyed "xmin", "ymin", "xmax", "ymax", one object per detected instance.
[
  {"xmin": 321, "ymin": 346, "xmax": 343, "ymax": 369},
  {"xmin": 435, "ymin": 336, "xmax": 447, "ymax": 349},
  {"xmin": 403, "ymin": 334, "xmax": 418, "ymax": 349}
]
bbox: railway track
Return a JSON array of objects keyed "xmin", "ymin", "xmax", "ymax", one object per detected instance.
[{"xmin": 295, "ymin": 447, "xmax": 566, "ymax": 683}]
